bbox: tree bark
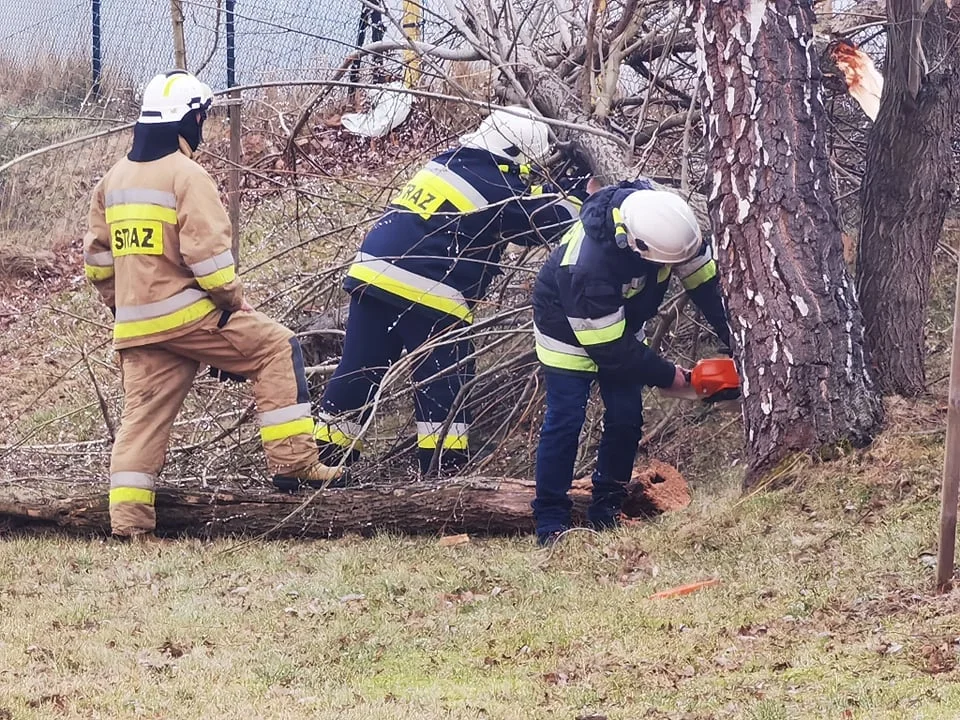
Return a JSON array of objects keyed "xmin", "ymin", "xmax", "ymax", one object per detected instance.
[
  {"xmin": 694, "ymin": 0, "xmax": 884, "ymax": 484},
  {"xmin": 0, "ymin": 461, "xmax": 688, "ymax": 539},
  {"xmin": 857, "ymin": 0, "xmax": 960, "ymax": 396}
]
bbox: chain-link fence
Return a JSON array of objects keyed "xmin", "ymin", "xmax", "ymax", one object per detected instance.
[{"xmin": 0, "ymin": 0, "xmax": 456, "ymax": 263}]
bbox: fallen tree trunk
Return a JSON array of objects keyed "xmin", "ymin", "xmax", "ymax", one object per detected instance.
[{"xmin": 0, "ymin": 461, "xmax": 689, "ymax": 539}]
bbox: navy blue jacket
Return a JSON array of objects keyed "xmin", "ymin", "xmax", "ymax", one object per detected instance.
[
  {"xmin": 343, "ymin": 147, "xmax": 584, "ymax": 324},
  {"xmin": 532, "ymin": 181, "xmax": 730, "ymax": 386}
]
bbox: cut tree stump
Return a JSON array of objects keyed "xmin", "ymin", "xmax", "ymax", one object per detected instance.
[{"xmin": 0, "ymin": 460, "xmax": 689, "ymax": 539}]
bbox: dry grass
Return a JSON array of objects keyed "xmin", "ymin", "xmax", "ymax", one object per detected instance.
[
  {"xmin": 0, "ymin": 404, "xmax": 957, "ymax": 719},
  {"xmin": 0, "ymin": 54, "xmax": 95, "ymax": 111}
]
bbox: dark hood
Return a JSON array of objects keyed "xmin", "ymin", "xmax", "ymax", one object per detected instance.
[
  {"xmin": 128, "ymin": 111, "xmax": 205, "ymax": 162},
  {"xmin": 129, "ymin": 122, "xmax": 180, "ymax": 162},
  {"xmin": 579, "ymin": 178, "xmax": 655, "ymax": 246}
]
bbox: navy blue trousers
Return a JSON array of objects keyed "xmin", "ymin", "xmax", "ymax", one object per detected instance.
[
  {"xmin": 533, "ymin": 370, "xmax": 644, "ymax": 539},
  {"xmin": 318, "ymin": 294, "xmax": 473, "ymax": 475}
]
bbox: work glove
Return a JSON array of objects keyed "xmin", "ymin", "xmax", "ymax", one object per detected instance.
[{"xmin": 208, "ymin": 366, "xmax": 247, "ymax": 384}]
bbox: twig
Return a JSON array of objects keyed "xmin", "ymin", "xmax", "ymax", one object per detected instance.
[{"xmin": 81, "ymin": 348, "xmax": 115, "ymax": 442}]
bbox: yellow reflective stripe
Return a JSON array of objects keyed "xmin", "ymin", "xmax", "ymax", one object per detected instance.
[
  {"xmin": 530, "ymin": 185, "xmax": 544, "ymax": 196},
  {"xmin": 261, "ymin": 417, "xmax": 315, "ymax": 443},
  {"xmin": 657, "ymin": 266, "xmax": 671, "ymax": 283},
  {"xmin": 534, "ymin": 344, "xmax": 598, "ymax": 373},
  {"xmin": 681, "ymin": 259, "xmax": 717, "ymax": 290},
  {"xmin": 195, "ymin": 264, "xmax": 237, "ymax": 290},
  {"xmin": 315, "ymin": 424, "xmax": 364, "ymax": 450},
  {"xmin": 417, "ymin": 434, "xmax": 469, "ymax": 450},
  {"xmin": 573, "ymin": 318, "xmax": 626, "ymax": 346},
  {"xmin": 163, "ymin": 74, "xmax": 183, "ymax": 96},
  {"xmin": 109, "ymin": 487, "xmax": 155, "ymax": 506},
  {"xmin": 105, "ymin": 203, "xmax": 178, "ymax": 225},
  {"xmin": 347, "ymin": 264, "xmax": 474, "ymax": 323},
  {"xmin": 85, "ymin": 264, "xmax": 115, "ymax": 281},
  {"xmin": 113, "ymin": 298, "xmax": 217, "ymax": 340}
]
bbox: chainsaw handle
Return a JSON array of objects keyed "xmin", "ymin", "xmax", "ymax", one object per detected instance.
[{"xmin": 702, "ymin": 387, "xmax": 741, "ymax": 403}]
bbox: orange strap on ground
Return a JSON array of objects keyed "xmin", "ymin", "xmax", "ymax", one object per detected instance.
[{"xmin": 649, "ymin": 578, "xmax": 721, "ymax": 600}]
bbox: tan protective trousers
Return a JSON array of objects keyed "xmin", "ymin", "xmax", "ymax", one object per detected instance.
[{"xmin": 109, "ymin": 309, "xmax": 317, "ymax": 536}]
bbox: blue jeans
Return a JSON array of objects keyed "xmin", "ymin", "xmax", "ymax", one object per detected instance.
[{"xmin": 533, "ymin": 370, "xmax": 644, "ymax": 538}]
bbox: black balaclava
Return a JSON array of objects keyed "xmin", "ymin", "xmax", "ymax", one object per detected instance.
[
  {"xmin": 178, "ymin": 108, "xmax": 206, "ymax": 152},
  {"xmin": 128, "ymin": 110, "xmax": 206, "ymax": 163}
]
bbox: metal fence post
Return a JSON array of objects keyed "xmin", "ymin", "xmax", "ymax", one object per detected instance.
[
  {"xmin": 226, "ymin": 0, "xmax": 241, "ymax": 268},
  {"xmin": 92, "ymin": 0, "xmax": 102, "ymax": 98}
]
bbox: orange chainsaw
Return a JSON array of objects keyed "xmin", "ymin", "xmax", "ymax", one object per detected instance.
[{"xmin": 660, "ymin": 357, "xmax": 741, "ymax": 403}]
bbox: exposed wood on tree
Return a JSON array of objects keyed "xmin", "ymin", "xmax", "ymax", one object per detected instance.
[
  {"xmin": 694, "ymin": 0, "xmax": 883, "ymax": 484},
  {"xmin": 857, "ymin": 0, "xmax": 960, "ymax": 396}
]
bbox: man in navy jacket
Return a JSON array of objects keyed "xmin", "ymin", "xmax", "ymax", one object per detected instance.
[
  {"xmin": 308, "ymin": 106, "xmax": 587, "ymax": 482},
  {"xmin": 531, "ymin": 181, "xmax": 731, "ymax": 544}
]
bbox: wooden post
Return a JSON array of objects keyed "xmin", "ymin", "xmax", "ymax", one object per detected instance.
[
  {"xmin": 401, "ymin": 0, "xmax": 422, "ymax": 87},
  {"xmin": 226, "ymin": 0, "xmax": 241, "ymax": 266},
  {"xmin": 171, "ymin": 0, "xmax": 187, "ymax": 70},
  {"xmin": 936, "ymin": 259, "xmax": 960, "ymax": 590}
]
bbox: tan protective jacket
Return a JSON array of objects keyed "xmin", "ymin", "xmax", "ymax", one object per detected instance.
[{"xmin": 82, "ymin": 139, "xmax": 244, "ymax": 349}]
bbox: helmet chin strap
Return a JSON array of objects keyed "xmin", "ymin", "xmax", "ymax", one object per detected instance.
[{"xmin": 612, "ymin": 206, "xmax": 649, "ymax": 253}]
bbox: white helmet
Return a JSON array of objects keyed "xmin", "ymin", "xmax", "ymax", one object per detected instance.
[
  {"xmin": 138, "ymin": 70, "xmax": 213, "ymax": 124},
  {"xmin": 615, "ymin": 190, "xmax": 702, "ymax": 264},
  {"xmin": 459, "ymin": 105, "xmax": 551, "ymax": 164}
]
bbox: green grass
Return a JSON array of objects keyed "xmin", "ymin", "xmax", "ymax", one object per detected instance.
[{"xmin": 1, "ymin": 422, "xmax": 958, "ymax": 720}]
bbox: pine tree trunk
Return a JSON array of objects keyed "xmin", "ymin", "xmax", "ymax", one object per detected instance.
[
  {"xmin": 857, "ymin": 0, "xmax": 960, "ymax": 396},
  {"xmin": 694, "ymin": 0, "xmax": 884, "ymax": 485}
]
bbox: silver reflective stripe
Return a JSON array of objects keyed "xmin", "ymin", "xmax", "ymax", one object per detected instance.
[
  {"xmin": 567, "ymin": 308, "xmax": 624, "ymax": 333},
  {"xmin": 674, "ymin": 244, "xmax": 712, "ymax": 278},
  {"xmin": 189, "ymin": 249, "xmax": 235, "ymax": 277},
  {"xmin": 259, "ymin": 403, "xmax": 311, "ymax": 427},
  {"xmin": 416, "ymin": 421, "xmax": 470, "ymax": 437},
  {"xmin": 556, "ymin": 198, "xmax": 581, "ymax": 219},
  {"xmin": 635, "ymin": 327, "xmax": 647, "ymax": 343},
  {"xmin": 104, "ymin": 188, "xmax": 177, "ymax": 209},
  {"xmin": 318, "ymin": 414, "xmax": 363, "ymax": 438},
  {"xmin": 84, "ymin": 250, "xmax": 114, "ymax": 267},
  {"xmin": 561, "ymin": 225, "xmax": 585, "ymax": 267},
  {"xmin": 110, "ymin": 471, "xmax": 156, "ymax": 489},
  {"xmin": 675, "ymin": 256, "xmax": 711, "ymax": 280},
  {"xmin": 115, "ymin": 288, "xmax": 209, "ymax": 322},
  {"xmin": 353, "ymin": 252, "xmax": 469, "ymax": 304},
  {"xmin": 533, "ymin": 326, "xmax": 591, "ymax": 357},
  {"xmin": 423, "ymin": 161, "xmax": 490, "ymax": 208}
]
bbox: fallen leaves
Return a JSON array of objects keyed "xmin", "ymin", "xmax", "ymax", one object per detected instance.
[{"xmin": 438, "ymin": 533, "xmax": 471, "ymax": 547}]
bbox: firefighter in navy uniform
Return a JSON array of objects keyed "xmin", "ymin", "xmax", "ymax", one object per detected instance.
[
  {"xmin": 313, "ymin": 106, "xmax": 587, "ymax": 479},
  {"xmin": 531, "ymin": 181, "xmax": 731, "ymax": 545},
  {"xmin": 82, "ymin": 70, "xmax": 343, "ymax": 536}
]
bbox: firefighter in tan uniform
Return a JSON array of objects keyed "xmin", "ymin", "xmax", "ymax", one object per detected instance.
[{"xmin": 82, "ymin": 70, "xmax": 343, "ymax": 537}]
